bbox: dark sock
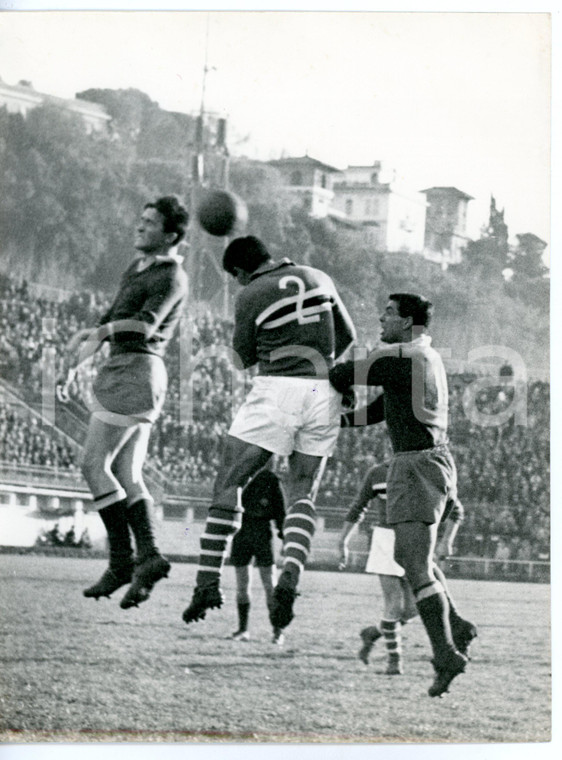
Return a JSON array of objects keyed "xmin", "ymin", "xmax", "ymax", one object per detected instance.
[
  {"xmin": 433, "ymin": 563, "xmax": 463, "ymax": 624},
  {"xmin": 127, "ymin": 498, "xmax": 158, "ymax": 563},
  {"xmin": 416, "ymin": 587, "xmax": 456, "ymax": 664},
  {"xmin": 237, "ymin": 601, "xmax": 250, "ymax": 631},
  {"xmin": 98, "ymin": 498, "xmax": 133, "ymax": 571}
]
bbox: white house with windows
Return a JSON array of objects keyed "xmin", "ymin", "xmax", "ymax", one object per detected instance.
[
  {"xmin": 268, "ymin": 155, "xmax": 341, "ymax": 219},
  {"xmin": 331, "ymin": 161, "xmax": 427, "ymax": 253},
  {"xmin": 0, "ymin": 77, "xmax": 111, "ymax": 134}
]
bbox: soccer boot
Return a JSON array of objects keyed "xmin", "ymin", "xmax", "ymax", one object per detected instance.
[
  {"xmin": 119, "ymin": 554, "xmax": 171, "ymax": 609},
  {"xmin": 83, "ymin": 564, "xmax": 134, "ymax": 600},
  {"xmin": 182, "ymin": 582, "xmax": 225, "ymax": 624},
  {"xmin": 229, "ymin": 629, "xmax": 250, "ymax": 642},
  {"xmin": 272, "ymin": 627, "xmax": 285, "ymax": 647},
  {"xmin": 428, "ymin": 650, "xmax": 468, "ymax": 697},
  {"xmin": 385, "ymin": 655, "xmax": 404, "ymax": 675},
  {"xmin": 269, "ymin": 585, "xmax": 299, "ymax": 630},
  {"xmin": 451, "ymin": 617, "xmax": 478, "ymax": 658},
  {"xmin": 358, "ymin": 625, "xmax": 382, "ymax": 665}
]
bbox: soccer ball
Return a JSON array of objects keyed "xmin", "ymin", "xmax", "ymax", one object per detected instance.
[{"xmin": 196, "ymin": 189, "xmax": 248, "ymax": 237}]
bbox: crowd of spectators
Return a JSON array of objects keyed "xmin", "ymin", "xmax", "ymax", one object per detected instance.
[{"xmin": 0, "ymin": 273, "xmax": 550, "ymax": 560}]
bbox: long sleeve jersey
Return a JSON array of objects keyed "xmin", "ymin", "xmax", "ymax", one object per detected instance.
[
  {"xmin": 232, "ymin": 259, "xmax": 356, "ymax": 377},
  {"xmin": 98, "ymin": 254, "xmax": 188, "ymax": 358},
  {"xmin": 330, "ymin": 334, "xmax": 449, "ymax": 453}
]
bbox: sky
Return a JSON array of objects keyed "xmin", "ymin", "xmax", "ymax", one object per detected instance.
[{"xmin": 0, "ymin": 4, "xmax": 554, "ymax": 255}]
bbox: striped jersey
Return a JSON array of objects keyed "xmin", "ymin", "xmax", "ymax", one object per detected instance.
[{"xmin": 232, "ymin": 259, "xmax": 356, "ymax": 377}]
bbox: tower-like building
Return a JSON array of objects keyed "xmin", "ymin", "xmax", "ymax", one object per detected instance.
[{"xmin": 422, "ymin": 186, "xmax": 473, "ymax": 266}]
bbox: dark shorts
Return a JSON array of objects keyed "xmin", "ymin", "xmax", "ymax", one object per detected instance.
[
  {"xmin": 230, "ymin": 521, "xmax": 275, "ymax": 567},
  {"xmin": 386, "ymin": 444, "xmax": 458, "ymax": 526},
  {"xmin": 91, "ymin": 353, "xmax": 167, "ymax": 425}
]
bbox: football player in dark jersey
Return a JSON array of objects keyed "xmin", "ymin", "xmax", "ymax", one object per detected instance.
[
  {"xmin": 58, "ymin": 197, "xmax": 189, "ymax": 609},
  {"xmin": 227, "ymin": 468, "xmax": 286, "ymax": 645},
  {"xmin": 182, "ymin": 235, "xmax": 356, "ymax": 629},
  {"xmin": 330, "ymin": 293, "xmax": 473, "ymax": 697}
]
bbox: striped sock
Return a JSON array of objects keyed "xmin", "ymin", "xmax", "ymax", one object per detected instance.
[
  {"xmin": 195, "ymin": 487, "xmax": 243, "ymax": 588},
  {"xmin": 381, "ymin": 619, "xmax": 402, "ymax": 661},
  {"xmin": 279, "ymin": 498, "xmax": 316, "ymax": 589}
]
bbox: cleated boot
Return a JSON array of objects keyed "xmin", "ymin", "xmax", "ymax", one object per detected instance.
[
  {"xmin": 83, "ymin": 565, "xmax": 133, "ymax": 600},
  {"xmin": 358, "ymin": 625, "xmax": 382, "ymax": 665},
  {"xmin": 428, "ymin": 651, "xmax": 468, "ymax": 697},
  {"xmin": 182, "ymin": 583, "xmax": 225, "ymax": 624},
  {"xmin": 269, "ymin": 585, "xmax": 299, "ymax": 630},
  {"xmin": 451, "ymin": 617, "xmax": 478, "ymax": 658},
  {"xmin": 272, "ymin": 627, "xmax": 285, "ymax": 647},
  {"xmin": 120, "ymin": 554, "xmax": 171, "ymax": 609}
]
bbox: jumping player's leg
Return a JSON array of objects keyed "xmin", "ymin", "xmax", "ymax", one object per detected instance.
[
  {"xmin": 432, "ymin": 561, "xmax": 477, "ymax": 657},
  {"xmin": 81, "ymin": 417, "xmax": 138, "ymax": 599},
  {"xmin": 182, "ymin": 437, "xmax": 271, "ymax": 624},
  {"xmin": 110, "ymin": 423, "xmax": 171, "ymax": 609},
  {"xmin": 269, "ymin": 451, "xmax": 326, "ymax": 630},
  {"xmin": 394, "ymin": 521, "xmax": 467, "ymax": 695}
]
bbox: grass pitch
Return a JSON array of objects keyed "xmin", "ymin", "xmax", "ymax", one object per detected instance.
[{"xmin": 0, "ymin": 554, "xmax": 551, "ymax": 744}]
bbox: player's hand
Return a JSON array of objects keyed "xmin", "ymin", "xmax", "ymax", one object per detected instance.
[
  {"xmin": 55, "ymin": 367, "xmax": 76, "ymax": 403},
  {"xmin": 341, "ymin": 387, "xmax": 356, "ymax": 410},
  {"xmin": 435, "ymin": 540, "xmax": 453, "ymax": 562}
]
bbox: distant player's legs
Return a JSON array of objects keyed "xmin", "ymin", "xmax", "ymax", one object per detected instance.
[
  {"xmin": 394, "ymin": 521, "xmax": 467, "ymax": 695},
  {"xmin": 182, "ymin": 437, "xmax": 271, "ymax": 624},
  {"xmin": 359, "ymin": 574, "xmax": 417, "ymax": 672},
  {"xmin": 230, "ymin": 565, "xmax": 252, "ymax": 640},
  {"xmin": 269, "ymin": 451, "xmax": 325, "ymax": 630},
  {"xmin": 110, "ymin": 423, "xmax": 171, "ymax": 609},
  {"xmin": 80, "ymin": 418, "xmax": 137, "ymax": 599}
]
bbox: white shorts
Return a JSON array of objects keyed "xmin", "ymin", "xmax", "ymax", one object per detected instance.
[
  {"xmin": 228, "ymin": 375, "xmax": 342, "ymax": 457},
  {"xmin": 365, "ymin": 527, "xmax": 405, "ymax": 577}
]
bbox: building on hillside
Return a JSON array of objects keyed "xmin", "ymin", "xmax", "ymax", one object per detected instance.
[
  {"xmin": 268, "ymin": 155, "xmax": 342, "ymax": 219},
  {"xmin": 331, "ymin": 162, "xmax": 427, "ymax": 254},
  {"xmin": 422, "ymin": 186, "xmax": 473, "ymax": 267},
  {"xmin": 0, "ymin": 77, "xmax": 111, "ymax": 134}
]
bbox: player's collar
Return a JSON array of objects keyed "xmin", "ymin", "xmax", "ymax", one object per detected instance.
[
  {"xmin": 249, "ymin": 258, "xmax": 295, "ymax": 281},
  {"xmin": 134, "ymin": 250, "xmax": 184, "ymax": 271}
]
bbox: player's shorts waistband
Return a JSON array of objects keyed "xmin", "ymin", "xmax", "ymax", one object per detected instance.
[{"xmin": 392, "ymin": 443, "xmax": 451, "ymax": 458}]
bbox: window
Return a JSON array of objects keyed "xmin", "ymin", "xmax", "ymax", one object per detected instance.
[
  {"xmin": 345, "ymin": 198, "xmax": 353, "ymax": 216},
  {"xmin": 320, "ymin": 173, "xmax": 327, "ymax": 189},
  {"xmin": 290, "ymin": 170, "xmax": 303, "ymax": 186}
]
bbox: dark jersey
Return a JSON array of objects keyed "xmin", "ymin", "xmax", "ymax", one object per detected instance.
[
  {"xmin": 98, "ymin": 254, "xmax": 188, "ymax": 358},
  {"xmin": 240, "ymin": 469, "xmax": 286, "ymax": 535},
  {"xmin": 330, "ymin": 335, "xmax": 449, "ymax": 452},
  {"xmin": 232, "ymin": 259, "xmax": 356, "ymax": 377}
]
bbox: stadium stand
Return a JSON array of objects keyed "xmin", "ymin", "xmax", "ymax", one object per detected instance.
[{"xmin": 0, "ymin": 274, "xmax": 550, "ymax": 565}]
